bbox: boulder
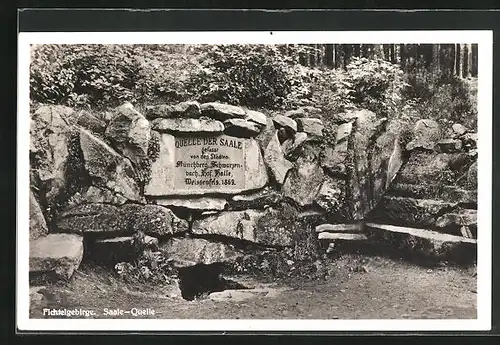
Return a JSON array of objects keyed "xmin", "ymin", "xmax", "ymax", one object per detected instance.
[
  {"xmin": 244, "ymin": 109, "xmax": 267, "ymax": 126},
  {"xmin": 200, "ymin": 102, "xmax": 247, "ymax": 121},
  {"xmin": 406, "ymin": 119, "xmax": 441, "ymax": 151},
  {"xmin": 144, "ymin": 101, "xmax": 201, "ymax": 119},
  {"xmin": 272, "ymin": 115, "xmax": 298, "ymax": 134},
  {"xmin": 224, "ymin": 118, "xmax": 261, "ymax": 137},
  {"xmin": 284, "ymin": 106, "xmax": 322, "ymax": 119},
  {"xmin": 282, "ymin": 132, "xmax": 308, "ymax": 160},
  {"xmin": 320, "ymin": 122, "xmax": 353, "ymax": 177},
  {"xmin": 104, "ymin": 102, "xmax": 151, "ymax": 165},
  {"xmin": 437, "ymin": 139, "xmax": 463, "ymax": 153},
  {"xmin": 160, "ymin": 238, "xmax": 242, "ymax": 268},
  {"xmin": 155, "ymin": 197, "xmax": 228, "ymax": 211},
  {"xmin": 396, "ymin": 151, "xmax": 474, "ymax": 187},
  {"xmin": 30, "ymin": 105, "xmax": 74, "ymax": 206},
  {"xmin": 297, "ymin": 118, "xmax": 324, "ymax": 136},
  {"xmin": 263, "ymin": 132, "xmax": 293, "ymax": 185},
  {"xmin": 120, "ymin": 204, "xmax": 189, "ymax": 238},
  {"xmin": 452, "ymin": 123, "xmax": 468, "ymax": 137},
  {"xmin": 152, "ymin": 118, "xmax": 224, "ymax": 134},
  {"xmin": 282, "ymin": 145, "xmax": 325, "ymax": 207},
  {"xmin": 192, "ymin": 207, "xmax": 297, "ymax": 247},
  {"xmin": 368, "ymin": 196, "xmax": 458, "ymax": 229},
  {"xmin": 364, "ymin": 223, "xmax": 476, "ymax": 264},
  {"xmin": 314, "ymin": 178, "xmax": 345, "ymax": 215},
  {"xmin": 255, "ymin": 117, "xmax": 276, "ymax": 150},
  {"xmin": 68, "ymin": 186, "xmax": 129, "ymax": 207},
  {"xmin": 29, "ymin": 191, "xmax": 48, "ymax": 241},
  {"xmin": 79, "ymin": 129, "xmax": 141, "ymax": 201},
  {"xmin": 229, "ymin": 187, "xmax": 282, "ymax": 210},
  {"xmin": 56, "ymin": 203, "xmax": 188, "ymax": 238},
  {"xmin": 436, "ymin": 209, "xmax": 477, "ymax": 228},
  {"xmin": 55, "ymin": 203, "xmax": 124, "ymax": 235},
  {"xmin": 76, "ymin": 110, "xmax": 107, "ymax": 134},
  {"xmin": 29, "ymin": 234, "xmax": 84, "ymax": 280},
  {"xmin": 345, "ymin": 111, "xmax": 384, "ymax": 220}
]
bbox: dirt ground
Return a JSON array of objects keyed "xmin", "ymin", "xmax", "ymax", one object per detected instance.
[{"xmin": 30, "ymin": 254, "xmax": 477, "ymax": 320}]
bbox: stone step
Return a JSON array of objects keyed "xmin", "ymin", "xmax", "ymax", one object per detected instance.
[
  {"xmin": 318, "ymin": 232, "xmax": 368, "ymax": 241},
  {"xmin": 315, "ymin": 223, "xmax": 363, "ymax": 233},
  {"xmin": 364, "ymin": 222, "xmax": 476, "ymax": 263},
  {"xmin": 29, "ymin": 234, "xmax": 84, "ymax": 281}
]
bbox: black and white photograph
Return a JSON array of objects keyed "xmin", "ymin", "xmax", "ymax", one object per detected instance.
[{"xmin": 17, "ymin": 30, "xmax": 492, "ymax": 332}]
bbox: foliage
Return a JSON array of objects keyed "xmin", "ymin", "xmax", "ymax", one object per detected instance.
[{"xmin": 187, "ymin": 44, "xmax": 316, "ymax": 109}]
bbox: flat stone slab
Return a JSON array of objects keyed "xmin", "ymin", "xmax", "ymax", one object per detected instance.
[
  {"xmin": 145, "ymin": 101, "xmax": 201, "ymax": 119},
  {"xmin": 229, "ymin": 187, "xmax": 282, "ymax": 210},
  {"xmin": 315, "ymin": 223, "xmax": 363, "ymax": 233},
  {"xmin": 272, "ymin": 115, "xmax": 298, "ymax": 133},
  {"xmin": 297, "ymin": 118, "xmax": 324, "ymax": 136},
  {"xmin": 200, "ymin": 102, "xmax": 247, "ymax": 121},
  {"xmin": 145, "ymin": 134, "xmax": 268, "ymax": 196},
  {"xmin": 155, "ymin": 197, "xmax": 228, "ymax": 211},
  {"xmin": 364, "ymin": 222, "xmax": 476, "ymax": 263},
  {"xmin": 88, "ymin": 235, "xmax": 158, "ymax": 264},
  {"xmin": 224, "ymin": 118, "xmax": 261, "ymax": 137},
  {"xmin": 29, "ymin": 234, "xmax": 84, "ymax": 280},
  {"xmin": 244, "ymin": 109, "xmax": 267, "ymax": 126},
  {"xmin": 318, "ymin": 232, "xmax": 368, "ymax": 241},
  {"xmin": 160, "ymin": 238, "xmax": 242, "ymax": 268},
  {"xmin": 152, "ymin": 118, "xmax": 224, "ymax": 134},
  {"xmin": 263, "ymin": 132, "xmax": 293, "ymax": 185}
]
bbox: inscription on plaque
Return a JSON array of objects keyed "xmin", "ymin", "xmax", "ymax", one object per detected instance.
[{"xmin": 174, "ymin": 135, "xmax": 245, "ymax": 191}]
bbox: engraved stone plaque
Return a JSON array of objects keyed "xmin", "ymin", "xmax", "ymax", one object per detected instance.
[{"xmin": 145, "ymin": 134, "xmax": 268, "ymax": 196}]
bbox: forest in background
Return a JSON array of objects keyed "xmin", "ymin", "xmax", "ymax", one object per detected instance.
[{"xmin": 29, "ymin": 43, "xmax": 478, "ymax": 129}]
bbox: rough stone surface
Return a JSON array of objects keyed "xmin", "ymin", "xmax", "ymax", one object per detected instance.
[
  {"xmin": 145, "ymin": 134, "xmax": 268, "ymax": 196},
  {"xmin": 284, "ymin": 106, "xmax": 322, "ymax": 119},
  {"xmin": 314, "ymin": 178, "xmax": 345, "ymax": 215},
  {"xmin": 56, "ymin": 203, "xmax": 188, "ymax": 237},
  {"xmin": 120, "ymin": 204, "xmax": 189, "ymax": 238},
  {"xmin": 437, "ymin": 139, "xmax": 463, "ymax": 153},
  {"xmin": 282, "ymin": 132, "xmax": 309, "ymax": 160},
  {"xmin": 336, "ymin": 122, "xmax": 353, "ymax": 143},
  {"xmin": 244, "ymin": 109, "xmax": 267, "ymax": 126},
  {"xmin": 255, "ymin": 117, "xmax": 276, "ymax": 150},
  {"xmin": 229, "ymin": 187, "xmax": 282, "ymax": 210},
  {"xmin": 272, "ymin": 115, "xmax": 298, "ymax": 133},
  {"xmin": 105, "ymin": 103, "xmax": 151, "ymax": 165},
  {"xmin": 155, "ymin": 197, "xmax": 228, "ymax": 211},
  {"xmin": 29, "ymin": 234, "xmax": 84, "ymax": 280},
  {"xmin": 452, "ymin": 123, "xmax": 468, "ymax": 137},
  {"xmin": 282, "ymin": 151, "xmax": 325, "ymax": 207},
  {"xmin": 79, "ymin": 129, "xmax": 141, "ymax": 201},
  {"xmin": 364, "ymin": 223, "xmax": 476, "ymax": 263},
  {"xmin": 160, "ymin": 238, "xmax": 242, "ymax": 268},
  {"xmin": 192, "ymin": 207, "xmax": 297, "ymax": 247},
  {"xmin": 30, "ymin": 191, "xmax": 48, "ymax": 241},
  {"xmin": 74, "ymin": 186, "xmax": 128, "ymax": 206},
  {"xmin": 30, "ymin": 105, "xmax": 74, "ymax": 206},
  {"xmin": 436, "ymin": 209, "xmax": 477, "ymax": 228},
  {"xmin": 368, "ymin": 196, "xmax": 458, "ymax": 229},
  {"xmin": 200, "ymin": 102, "xmax": 247, "ymax": 121},
  {"xmin": 56, "ymin": 203, "xmax": 124, "ymax": 235},
  {"xmin": 406, "ymin": 119, "xmax": 441, "ymax": 151},
  {"xmin": 467, "ymin": 162, "xmax": 478, "ymax": 189},
  {"xmin": 145, "ymin": 101, "xmax": 201, "ymax": 119},
  {"xmin": 396, "ymin": 151, "xmax": 475, "ymax": 187},
  {"xmin": 152, "ymin": 118, "xmax": 224, "ymax": 134},
  {"xmin": 297, "ymin": 118, "xmax": 324, "ymax": 136},
  {"xmin": 263, "ymin": 132, "xmax": 293, "ymax": 185},
  {"xmin": 387, "ymin": 183, "xmax": 477, "ymax": 204},
  {"xmin": 224, "ymin": 118, "xmax": 261, "ymax": 137},
  {"xmin": 76, "ymin": 110, "xmax": 106, "ymax": 134}
]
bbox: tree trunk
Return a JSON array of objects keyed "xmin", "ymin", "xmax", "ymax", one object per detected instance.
[
  {"xmin": 466, "ymin": 43, "xmax": 473, "ymax": 78},
  {"xmin": 432, "ymin": 44, "xmax": 440, "ymax": 74},
  {"xmin": 472, "ymin": 43, "xmax": 478, "ymax": 77},
  {"xmin": 459, "ymin": 43, "xmax": 465, "ymax": 78},
  {"xmin": 325, "ymin": 44, "xmax": 334, "ymax": 68}
]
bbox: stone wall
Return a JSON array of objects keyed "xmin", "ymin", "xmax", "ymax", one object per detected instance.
[{"xmin": 28, "ymin": 101, "xmax": 478, "ymax": 282}]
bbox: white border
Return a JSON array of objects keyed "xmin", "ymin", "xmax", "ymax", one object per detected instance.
[{"xmin": 17, "ymin": 30, "xmax": 493, "ymax": 332}]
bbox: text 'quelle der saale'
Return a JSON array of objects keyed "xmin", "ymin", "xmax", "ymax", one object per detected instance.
[{"xmin": 174, "ymin": 136, "xmax": 245, "ymax": 189}]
